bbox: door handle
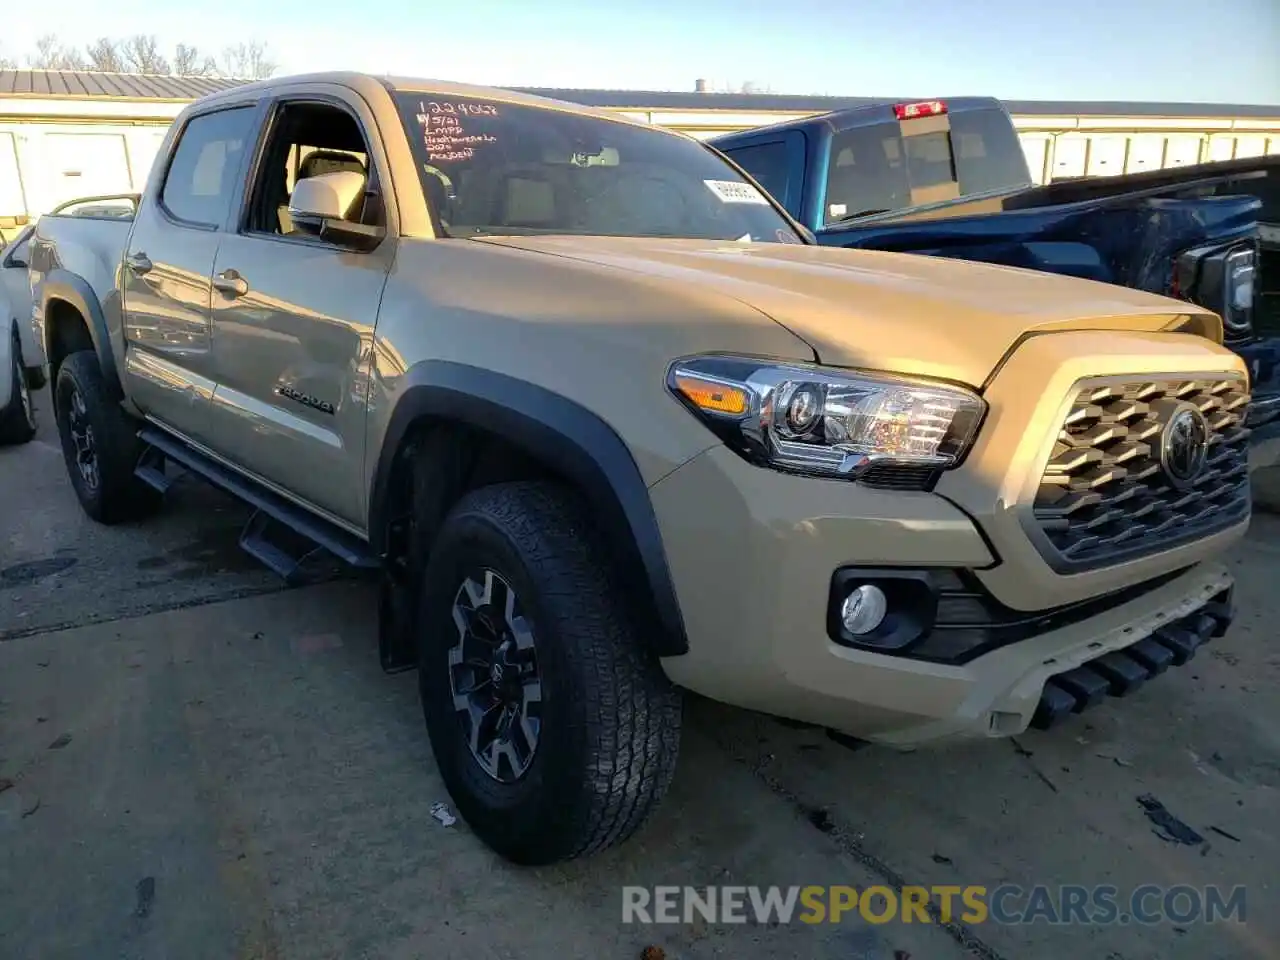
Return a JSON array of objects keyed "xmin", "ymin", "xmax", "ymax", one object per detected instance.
[
  {"xmin": 212, "ymin": 269, "xmax": 249, "ymax": 298},
  {"xmin": 125, "ymin": 252, "xmax": 153, "ymax": 274}
]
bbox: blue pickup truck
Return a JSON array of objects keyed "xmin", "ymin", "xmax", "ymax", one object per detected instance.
[{"xmin": 709, "ymin": 97, "xmax": 1280, "ymax": 451}]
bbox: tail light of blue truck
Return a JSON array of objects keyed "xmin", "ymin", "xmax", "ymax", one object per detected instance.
[{"xmin": 1173, "ymin": 239, "xmax": 1258, "ymax": 338}]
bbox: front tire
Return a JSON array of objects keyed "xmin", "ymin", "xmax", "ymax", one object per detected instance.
[
  {"xmin": 53, "ymin": 350, "xmax": 160, "ymax": 523},
  {"xmin": 418, "ymin": 481, "xmax": 682, "ymax": 865},
  {"xmin": 0, "ymin": 331, "xmax": 36, "ymax": 446}
]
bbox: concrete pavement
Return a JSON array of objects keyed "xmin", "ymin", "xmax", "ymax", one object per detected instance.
[{"xmin": 0, "ymin": 584, "xmax": 967, "ymax": 960}]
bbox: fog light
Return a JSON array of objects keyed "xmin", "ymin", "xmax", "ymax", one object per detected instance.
[{"xmin": 841, "ymin": 584, "xmax": 888, "ymax": 635}]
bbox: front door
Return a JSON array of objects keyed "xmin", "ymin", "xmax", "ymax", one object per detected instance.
[
  {"xmin": 121, "ymin": 103, "xmax": 259, "ymax": 443},
  {"xmin": 204, "ymin": 91, "xmax": 394, "ymax": 530}
]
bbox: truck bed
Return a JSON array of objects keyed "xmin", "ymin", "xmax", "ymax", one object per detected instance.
[{"xmin": 30, "ymin": 212, "xmax": 134, "ymax": 324}]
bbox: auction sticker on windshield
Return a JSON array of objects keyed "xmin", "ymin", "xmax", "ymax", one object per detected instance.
[{"xmin": 704, "ymin": 180, "xmax": 771, "ymax": 205}]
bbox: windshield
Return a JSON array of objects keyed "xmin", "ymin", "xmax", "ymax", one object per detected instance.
[
  {"xmin": 823, "ymin": 107, "xmax": 1032, "ymax": 224},
  {"xmin": 395, "ymin": 93, "xmax": 803, "ymax": 243}
]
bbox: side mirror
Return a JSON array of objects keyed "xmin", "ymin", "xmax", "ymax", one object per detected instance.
[
  {"xmin": 4, "ymin": 254, "xmax": 27, "ymax": 269},
  {"xmin": 288, "ymin": 171, "xmax": 385, "ymax": 252}
]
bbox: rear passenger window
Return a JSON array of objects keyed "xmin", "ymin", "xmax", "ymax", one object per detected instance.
[{"xmin": 161, "ymin": 106, "xmax": 256, "ymax": 227}]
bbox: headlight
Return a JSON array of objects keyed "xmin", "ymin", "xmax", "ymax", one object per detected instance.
[{"xmin": 667, "ymin": 355, "xmax": 986, "ymax": 482}]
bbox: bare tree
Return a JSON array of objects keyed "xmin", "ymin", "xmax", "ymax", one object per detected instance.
[
  {"xmin": 173, "ymin": 44, "xmax": 218, "ymax": 77},
  {"xmin": 84, "ymin": 37, "xmax": 126, "ymax": 73},
  {"xmin": 13, "ymin": 35, "xmax": 276, "ymax": 77},
  {"xmin": 220, "ymin": 41, "xmax": 276, "ymax": 80},
  {"xmin": 28, "ymin": 34, "xmax": 87, "ymax": 70},
  {"xmin": 120, "ymin": 35, "xmax": 170, "ymax": 74}
]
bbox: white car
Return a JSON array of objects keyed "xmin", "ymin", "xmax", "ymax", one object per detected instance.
[
  {"xmin": 2, "ymin": 198, "xmax": 135, "ymax": 446},
  {"xmin": 0, "ymin": 224, "xmax": 41, "ymax": 445}
]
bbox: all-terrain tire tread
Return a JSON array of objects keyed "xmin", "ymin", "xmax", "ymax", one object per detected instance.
[
  {"xmin": 54, "ymin": 350, "xmax": 159, "ymax": 524},
  {"xmin": 431, "ymin": 480, "xmax": 681, "ymax": 862}
]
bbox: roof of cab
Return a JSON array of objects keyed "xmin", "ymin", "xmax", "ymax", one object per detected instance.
[{"xmin": 191, "ymin": 71, "xmax": 654, "ymax": 128}]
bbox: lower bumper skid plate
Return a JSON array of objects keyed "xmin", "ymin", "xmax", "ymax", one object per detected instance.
[{"xmin": 1030, "ymin": 587, "xmax": 1234, "ymax": 730}]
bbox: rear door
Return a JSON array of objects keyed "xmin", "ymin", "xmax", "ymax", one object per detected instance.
[{"xmin": 121, "ymin": 102, "xmax": 260, "ymax": 442}]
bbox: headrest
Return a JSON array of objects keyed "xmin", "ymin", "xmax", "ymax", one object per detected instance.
[{"xmin": 299, "ymin": 149, "xmax": 366, "ymax": 182}]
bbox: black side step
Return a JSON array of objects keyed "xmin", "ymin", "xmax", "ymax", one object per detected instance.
[
  {"xmin": 136, "ymin": 426, "xmax": 381, "ymax": 581},
  {"xmin": 238, "ymin": 509, "xmax": 330, "ymax": 585},
  {"xmin": 134, "ymin": 444, "xmax": 187, "ymax": 494}
]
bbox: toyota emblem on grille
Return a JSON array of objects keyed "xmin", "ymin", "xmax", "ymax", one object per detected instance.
[{"xmin": 1160, "ymin": 402, "xmax": 1210, "ymax": 489}]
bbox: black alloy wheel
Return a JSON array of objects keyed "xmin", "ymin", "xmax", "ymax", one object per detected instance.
[{"xmin": 65, "ymin": 383, "xmax": 100, "ymax": 491}]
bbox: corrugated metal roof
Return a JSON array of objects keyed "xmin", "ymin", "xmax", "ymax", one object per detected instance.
[
  {"xmin": 0, "ymin": 69, "xmax": 250, "ymax": 101},
  {"xmin": 2, "ymin": 70, "xmax": 1275, "ymax": 119},
  {"xmin": 514, "ymin": 87, "xmax": 1280, "ymax": 119}
]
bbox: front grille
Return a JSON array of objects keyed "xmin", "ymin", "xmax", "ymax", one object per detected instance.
[{"xmin": 1032, "ymin": 377, "xmax": 1250, "ymax": 572}]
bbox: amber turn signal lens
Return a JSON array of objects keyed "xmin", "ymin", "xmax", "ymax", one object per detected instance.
[{"xmin": 673, "ymin": 374, "xmax": 749, "ymax": 416}]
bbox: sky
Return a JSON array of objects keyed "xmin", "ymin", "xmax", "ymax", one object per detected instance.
[{"xmin": 4, "ymin": 0, "xmax": 1279, "ymax": 104}]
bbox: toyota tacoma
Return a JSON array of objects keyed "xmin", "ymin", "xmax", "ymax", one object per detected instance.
[{"xmin": 28, "ymin": 73, "xmax": 1251, "ymax": 864}]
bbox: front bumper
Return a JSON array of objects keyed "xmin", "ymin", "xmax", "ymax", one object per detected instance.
[{"xmin": 649, "ymin": 444, "xmax": 1238, "ymax": 747}]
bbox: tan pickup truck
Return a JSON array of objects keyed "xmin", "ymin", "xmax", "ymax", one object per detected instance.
[{"xmin": 28, "ymin": 72, "xmax": 1251, "ymax": 864}]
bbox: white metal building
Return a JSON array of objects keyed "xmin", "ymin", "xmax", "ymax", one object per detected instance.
[
  {"xmin": 0, "ymin": 70, "xmax": 242, "ymax": 236},
  {"xmin": 3, "ymin": 69, "xmax": 1279, "ymax": 236}
]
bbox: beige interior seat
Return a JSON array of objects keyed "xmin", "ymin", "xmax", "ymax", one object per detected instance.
[{"xmin": 279, "ymin": 150, "xmax": 368, "ymax": 234}]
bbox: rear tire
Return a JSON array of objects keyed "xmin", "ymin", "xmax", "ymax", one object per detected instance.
[
  {"xmin": 53, "ymin": 350, "xmax": 160, "ymax": 523},
  {"xmin": 417, "ymin": 481, "xmax": 682, "ymax": 865},
  {"xmin": 0, "ymin": 331, "xmax": 36, "ymax": 446}
]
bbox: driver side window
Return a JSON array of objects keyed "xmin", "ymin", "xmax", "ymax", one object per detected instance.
[{"xmin": 245, "ymin": 100, "xmax": 385, "ymax": 240}]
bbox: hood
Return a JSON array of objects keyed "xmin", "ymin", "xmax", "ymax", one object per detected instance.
[{"xmin": 475, "ymin": 235, "xmax": 1219, "ymax": 387}]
